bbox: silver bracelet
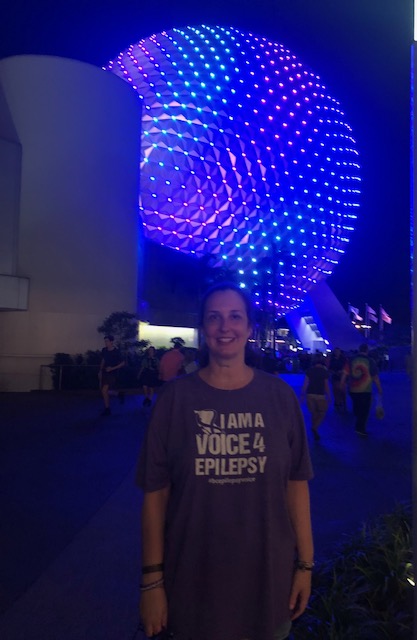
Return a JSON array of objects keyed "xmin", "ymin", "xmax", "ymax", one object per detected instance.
[
  {"xmin": 296, "ymin": 560, "xmax": 315, "ymax": 571},
  {"xmin": 140, "ymin": 577, "xmax": 164, "ymax": 592}
]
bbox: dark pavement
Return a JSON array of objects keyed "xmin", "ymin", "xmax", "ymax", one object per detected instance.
[{"xmin": 0, "ymin": 372, "xmax": 412, "ymax": 640}]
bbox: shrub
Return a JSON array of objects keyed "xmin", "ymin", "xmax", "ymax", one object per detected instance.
[
  {"xmin": 49, "ymin": 352, "xmax": 99, "ymax": 390},
  {"xmin": 49, "ymin": 353, "xmax": 74, "ymax": 390},
  {"xmin": 293, "ymin": 502, "xmax": 413, "ymax": 639},
  {"xmin": 50, "ymin": 343, "xmax": 151, "ymax": 391}
]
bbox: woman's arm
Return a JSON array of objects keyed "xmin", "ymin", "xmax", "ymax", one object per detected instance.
[
  {"xmin": 140, "ymin": 486, "xmax": 170, "ymax": 637},
  {"xmin": 286, "ymin": 480, "xmax": 314, "ymax": 620}
]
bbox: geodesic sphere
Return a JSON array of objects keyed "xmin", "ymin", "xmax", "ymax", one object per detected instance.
[{"xmin": 106, "ymin": 25, "xmax": 360, "ymax": 313}]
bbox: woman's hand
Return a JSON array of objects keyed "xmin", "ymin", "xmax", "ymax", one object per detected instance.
[
  {"xmin": 289, "ymin": 569, "xmax": 312, "ymax": 620},
  {"xmin": 140, "ymin": 587, "xmax": 168, "ymax": 637}
]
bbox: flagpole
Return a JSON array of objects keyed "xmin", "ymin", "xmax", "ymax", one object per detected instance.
[
  {"xmin": 379, "ymin": 304, "xmax": 383, "ymax": 343},
  {"xmin": 365, "ymin": 303, "xmax": 369, "ymax": 340}
]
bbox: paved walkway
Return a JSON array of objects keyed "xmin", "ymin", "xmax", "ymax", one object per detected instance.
[{"xmin": 0, "ymin": 372, "xmax": 412, "ymax": 639}]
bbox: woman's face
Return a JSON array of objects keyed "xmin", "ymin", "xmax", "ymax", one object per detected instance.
[{"xmin": 202, "ymin": 289, "xmax": 252, "ymax": 362}]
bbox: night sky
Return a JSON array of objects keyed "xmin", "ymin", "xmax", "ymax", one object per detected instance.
[{"xmin": 0, "ymin": 0, "xmax": 412, "ymax": 326}]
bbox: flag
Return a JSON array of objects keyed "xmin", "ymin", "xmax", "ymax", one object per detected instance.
[
  {"xmin": 348, "ymin": 304, "xmax": 363, "ymax": 321},
  {"xmin": 380, "ymin": 307, "xmax": 392, "ymax": 325},
  {"xmin": 368, "ymin": 313, "xmax": 378, "ymax": 323},
  {"xmin": 365, "ymin": 303, "xmax": 376, "ymax": 315}
]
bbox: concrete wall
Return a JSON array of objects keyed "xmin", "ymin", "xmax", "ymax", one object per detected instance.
[
  {"xmin": 0, "ymin": 55, "xmax": 142, "ymax": 391},
  {"xmin": 286, "ymin": 280, "xmax": 363, "ymax": 353},
  {"xmin": 0, "ymin": 82, "xmax": 28, "ymax": 311}
]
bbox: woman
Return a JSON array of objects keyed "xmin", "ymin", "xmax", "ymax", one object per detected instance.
[
  {"xmin": 137, "ymin": 282, "xmax": 314, "ymax": 640},
  {"xmin": 300, "ymin": 353, "xmax": 331, "ymax": 441},
  {"xmin": 138, "ymin": 346, "xmax": 160, "ymax": 407}
]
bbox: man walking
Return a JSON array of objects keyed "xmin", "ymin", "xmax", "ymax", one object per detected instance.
[
  {"xmin": 98, "ymin": 335, "xmax": 125, "ymax": 415},
  {"xmin": 341, "ymin": 344, "xmax": 382, "ymax": 436}
]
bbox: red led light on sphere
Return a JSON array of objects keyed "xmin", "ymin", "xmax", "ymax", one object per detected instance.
[{"xmin": 106, "ymin": 25, "xmax": 360, "ymax": 313}]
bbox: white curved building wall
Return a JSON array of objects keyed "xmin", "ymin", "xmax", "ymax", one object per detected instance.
[{"xmin": 0, "ymin": 55, "xmax": 141, "ymax": 391}]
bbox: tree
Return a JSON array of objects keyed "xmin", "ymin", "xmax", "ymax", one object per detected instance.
[
  {"xmin": 170, "ymin": 336, "xmax": 185, "ymax": 348},
  {"xmin": 97, "ymin": 311, "xmax": 141, "ymax": 352}
]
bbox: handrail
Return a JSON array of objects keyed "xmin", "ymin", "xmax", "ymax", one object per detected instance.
[{"xmin": 39, "ymin": 364, "xmax": 99, "ymax": 391}]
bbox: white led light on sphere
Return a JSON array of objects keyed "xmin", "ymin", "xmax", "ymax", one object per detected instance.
[{"xmin": 106, "ymin": 25, "xmax": 360, "ymax": 314}]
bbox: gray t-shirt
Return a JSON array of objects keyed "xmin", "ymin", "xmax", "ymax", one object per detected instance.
[{"xmin": 137, "ymin": 369, "xmax": 313, "ymax": 640}]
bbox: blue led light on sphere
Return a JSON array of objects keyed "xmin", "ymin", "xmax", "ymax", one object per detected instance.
[{"xmin": 106, "ymin": 25, "xmax": 360, "ymax": 313}]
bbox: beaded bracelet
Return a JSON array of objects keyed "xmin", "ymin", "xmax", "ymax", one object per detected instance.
[
  {"xmin": 296, "ymin": 560, "xmax": 315, "ymax": 571},
  {"xmin": 140, "ymin": 577, "xmax": 165, "ymax": 592},
  {"xmin": 141, "ymin": 563, "xmax": 164, "ymax": 575}
]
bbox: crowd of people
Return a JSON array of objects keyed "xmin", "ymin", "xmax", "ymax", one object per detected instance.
[
  {"xmin": 299, "ymin": 344, "xmax": 383, "ymax": 439},
  {"xmin": 99, "ymin": 332, "xmax": 384, "ymax": 441},
  {"xmin": 99, "ymin": 340, "xmax": 193, "ymax": 413}
]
